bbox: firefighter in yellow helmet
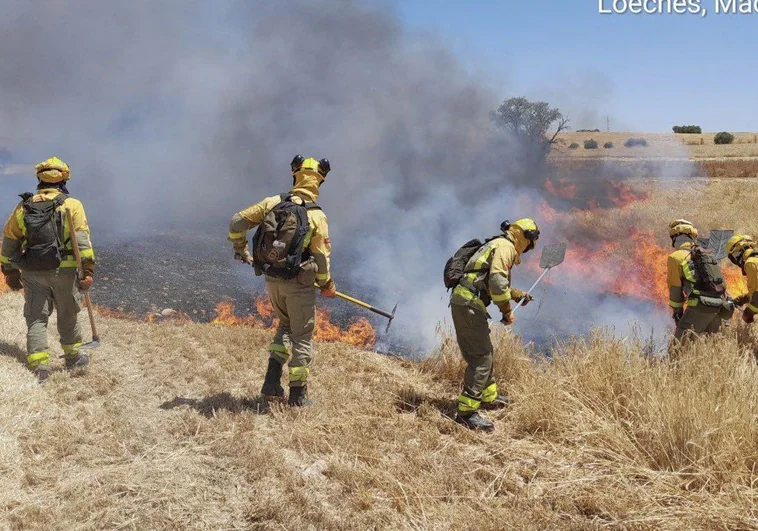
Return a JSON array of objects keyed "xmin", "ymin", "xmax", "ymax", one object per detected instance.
[
  {"xmin": 726, "ymin": 234, "xmax": 758, "ymax": 324},
  {"xmin": 1, "ymin": 157, "xmax": 95, "ymax": 383},
  {"xmin": 449, "ymin": 218, "xmax": 538, "ymax": 431},
  {"xmin": 667, "ymin": 219, "xmax": 730, "ymax": 343},
  {"xmin": 228, "ymin": 156, "xmax": 335, "ymax": 407}
]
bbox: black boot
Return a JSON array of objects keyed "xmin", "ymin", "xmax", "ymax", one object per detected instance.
[
  {"xmin": 455, "ymin": 411, "xmax": 495, "ymax": 432},
  {"xmin": 261, "ymin": 358, "xmax": 285, "ymax": 398},
  {"xmin": 35, "ymin": 365, "xmax": 51, "ymax": 385},
  {"xmin": 481, "ymin": 394, "xmax": 510, "ymax": 410},
  {"xmin": 65, "ymin": 353, "xmax": 90, "ymax": 372},
  {"xmin": 288, "ymin": 385, "xmax": 314, "ymax": 407}
]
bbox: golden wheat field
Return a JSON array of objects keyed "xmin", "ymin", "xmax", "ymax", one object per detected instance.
[
  {"xmin": 556, "ymin": 132, "xmax": 758, "ymax": 160},
  {"xmin": 1, "ymin": 289, "xmax": 757, "ymax": 530},
  {"xmin": 2, "ymin": 178, "xmax": 758, "ymax": 530}
]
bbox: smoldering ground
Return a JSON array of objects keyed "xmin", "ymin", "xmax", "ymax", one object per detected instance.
[{"xmin": 0, "ymin": 0, "xmax": 681, "ymax": 353}]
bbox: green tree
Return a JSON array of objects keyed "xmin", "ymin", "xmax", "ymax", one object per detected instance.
[{"xmin": 492, "ymin": 97, "xmax": 569, "ymax": 159}]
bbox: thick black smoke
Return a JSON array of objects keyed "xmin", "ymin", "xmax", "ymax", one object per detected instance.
[{"xmin": 0, "ymin": 0, "xmax": 674, "ymax": 352}]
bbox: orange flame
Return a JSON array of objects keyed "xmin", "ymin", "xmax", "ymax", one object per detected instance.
[
  {"xmin": 543, "ymin": 179, "xmax": 650, "ymax": 210},
  {"xmin": 0, "ymin": 282, "xmax": 9, "ymax": 296},
  {"xmin": 551, "ymin": 230, "xmax": 745, "ymax": 306},
  {"xmin": 212, "ymin": 298, "xmax": 376, "ymax": 348}
]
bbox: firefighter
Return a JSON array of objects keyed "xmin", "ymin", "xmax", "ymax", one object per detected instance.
[
  {"xmin": 1, "ymin": 157, "xmax": 95, "ymax": 383},
  {"xmin": 667, "ymin": 219, "xmax": 729, "ymax": 342},
  {"xmin": 228, "ymin": 156, "xmax": 335, "ymax": 407},
  {"xmin": 449, "ymin": 218, "xmax": 539, "ymax": 432},
  {"xmin": 726, "ymin": 234, "xmax": 758, "ymax": 324}
]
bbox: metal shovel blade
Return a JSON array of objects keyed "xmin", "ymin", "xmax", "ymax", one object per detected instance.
[
  {"xmin": 707, "ymin": 229, "xmax": 734, "ymax": 261},
  {"xmin": 697, "ymin": 236, "xmax": 710, "ymax": 249},
  {"xmin": 79, "ymin": 336, "xmax": 101, "ymax": 350},
  {"xmin": 539, "ymin": 242, "xmax": 568, "ymax": 269}
]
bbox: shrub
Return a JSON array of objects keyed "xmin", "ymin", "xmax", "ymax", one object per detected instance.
[
  {"xmin": 584, "ymin": 139, "xmax": 598, "ymax": 149},
  {"xmin": 672, "ymin": 125, "xmax": 702, "ymax": 134},
  {"xmin": 624, "ymin": 137, "xmax": 648, "ymax": 148},
  {"xmin": 714, "ymin": 132, "xmax": 735, "ymax": 145},
  {"xmin": 603, "ymin": 142, "xmax": 614, "ymax": 149},
  {"xmin": 568, "ymin": 142, "xmax": 580, "ymax": 149},
  {"xmin": 577, "ymin": 129, "xmax": 601, "ymax": 133}
]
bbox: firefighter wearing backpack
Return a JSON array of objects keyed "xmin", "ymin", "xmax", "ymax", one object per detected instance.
[
  {"xmin": 228, "ymin": 156, "xmax": 335, "ymax": 407},
  {"xmin": 1, "ymin": 157, "xmax": 95, "ymax": 383},
  {"xmin": 667, "ymin": 219, "xmax": 732, "ymax": 342},
  {"xmin": 726, "ymin": 234, "xmax": 758, "ymax": 324},
  {"xmin": 447, "ymin": 218, "xmax": 539, "ymax": 432}
]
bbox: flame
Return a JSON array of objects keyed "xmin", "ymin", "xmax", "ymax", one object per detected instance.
[
  {"xmin": 212, "ymin": 298, "xmax": 376, "ymax": 348},
  {"xmin": 543, "ymin": 178, "xmax": 650, "ymax": 210},
  {"xmin": 551, "ymin": 230, "xmax": 746, "ymax": 306},
  {"xmin": 0, "ymin": 282, "xmax": 8, "ymax": 296}
]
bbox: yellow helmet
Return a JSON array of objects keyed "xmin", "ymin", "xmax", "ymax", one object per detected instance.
[
  {"xmin": 669, "ymin": 219, "xmax": 698, "ymax": 240},
  {"xmin": 727, "ymin": 233, "xmax": 754, "ymax": 266},
  {"xmin": 503, "ymin": 218, "xmax": 540, "ymax": 254},
  {"xmin": 35, "ymin": 156, "xmax": 70, "ymax": 183},
  {"xmin": 290, "ymin": 155, "xmax": 331, "ymax": 181}
]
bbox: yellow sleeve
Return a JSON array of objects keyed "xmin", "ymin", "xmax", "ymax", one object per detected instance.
[
  {"xmin": 746, "ymin": 260, "xmax": 758, "ymax": 312},
  {"xmin": 1, "ymin": 204, "xmax": 24, "ymax": 266},
  {"xmin": 667, "ymin": 253, "xmax": 685, "ymax": 308},
  {"xmin": 309, "ymin": 211, "xmax": 331, "ymax": 286},
  {"xmin": 65, "ymin": 199, "xmax": 95, "ymax": 263},
  {"xmin": 228, "ymin": 195, "xmax": 280, "ymax": 251},
  {"xmin": 489, "ymin": 242, "xmax": 516, "ymax": 303}
]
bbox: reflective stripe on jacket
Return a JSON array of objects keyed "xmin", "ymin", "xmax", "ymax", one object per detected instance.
[{"xmin": 450, "ymin": 235, "xmax": 518, "ymax": 311}]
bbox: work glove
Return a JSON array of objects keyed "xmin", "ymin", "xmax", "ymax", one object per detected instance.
[
  {"xmin": 500, "ymin": 312, "xmax": 515, "ymax": 326},
  {"xmin": 733, "ymin": 293, "xmax": 750, "ymax": 307},
  {"xmin": 320, "ymin": 278, "xmax": 337, "ymax": 298},
  {"xmin": 2, "ymin": 267, "xmax": 23, "ymax": 291},
  {"xmin": 78, "ymin": 262, "xmax": 95, "ymax": 291},
  {"xmin": 510, "ymin": 288, "xmax": 534, "ymax": 307},
  {"xmin": 234, "ymin": 249, "xmax": 253, "ymax": 264},
  {"xmin": 742, "ymin": 308, "xmax": 755, "ymax": 324},
  {"xmin": 672, "ymin": 307, "xmax": 684, "ymax": 324}
]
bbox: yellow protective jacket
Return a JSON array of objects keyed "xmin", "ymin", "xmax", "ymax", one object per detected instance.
[
  {"xmin": 228, "ymin": 172, "xmax": 331, "ymax": 287},
  {"xmin": 450, "ymin": 233, "xmax": 519, "ymax": 314},
  {"xmin": 1, "ymin": 188, "xmax": 95, "ymax": 270},
  {"xmin": 667, "ymin": 240, "xmax": 695, "ymax": 309},
  {"xmin": 737, "ymin": 252, "xmax": 758, "ymax": 313}
]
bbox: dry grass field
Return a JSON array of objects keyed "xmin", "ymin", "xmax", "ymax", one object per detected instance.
[
  {"xmin": 2, "ymin": 163, "xmax": 758, "ymax": 529},
  {"xmin": 556, "ymin": 132, "xmax": 758, "ymax": 160},
  {"xmin": 2, "ymin": 221, "xmax": 758, "ymax": 531}
]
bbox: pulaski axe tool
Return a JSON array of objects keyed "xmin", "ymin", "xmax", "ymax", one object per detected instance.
[
  {"xmin": 512, "ymin": 242, "xmax": 568, "ymax": 315},
  {"xmin": 65, "ymin": 209, "xmax": 100, "ymax": 349},
  {"xmin": 317, "ymin": 285, "xmax": 398, "ymax": 333}
]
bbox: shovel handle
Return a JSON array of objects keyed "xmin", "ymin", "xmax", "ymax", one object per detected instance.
[
  {"xmin": 512, "ymin": 267, "xmax": 551, "ymax": 315},
  {"xmin": 65, "ymin": 209, "xmax": 99, "ymax": 341}
]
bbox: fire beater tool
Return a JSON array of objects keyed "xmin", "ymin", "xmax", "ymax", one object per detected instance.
[
  {"xmin": 65, "ymin": 208, "xmax": 100, "ymax": 349},
  {"xmin": 317, "ymin": 285, "xmax": 397, "ymax": 333},
  {"xmin": 512, "ymin": 242, "xmax": 568, "ymax": 315},
  {"xmin": 706, "ymin": 229, "xmax": 734, "ymax": 261}
]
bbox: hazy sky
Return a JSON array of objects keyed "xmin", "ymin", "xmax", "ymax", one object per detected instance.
[{"xmin": 395, "ymin": 0, "xmax": 756, "ymax": 132}]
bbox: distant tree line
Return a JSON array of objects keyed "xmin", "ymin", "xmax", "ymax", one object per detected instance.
[{"xmin": 672, "ymin": 125, "xmax": 702, "ymax": 134}]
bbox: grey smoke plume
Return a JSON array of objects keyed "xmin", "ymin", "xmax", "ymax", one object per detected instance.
[{"xmin": 0, "ymin": 0, "xmax": 682, "ymax": 352}]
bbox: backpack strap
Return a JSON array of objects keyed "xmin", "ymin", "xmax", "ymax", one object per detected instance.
[
  {"xmin": 53, "ymin": 194, "xmax": 68, "ymax": 207},
  {"xmin": 304, "ymin": 202, "xmax": 321, "ymax": 211},
  {"xmin": 19, "ymin": 192, "xmax": 33, "ymax": 203}
]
